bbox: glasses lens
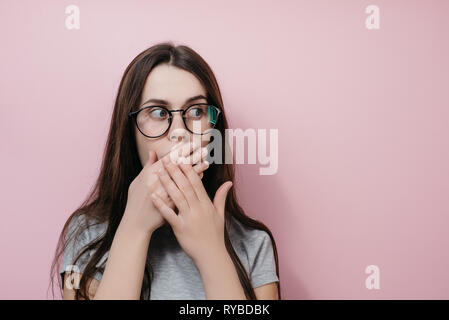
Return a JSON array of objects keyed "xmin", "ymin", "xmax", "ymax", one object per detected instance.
[
  {"xmin": 136, "ymin": 107, "xmax": 170, "ymax": 137},
  {"xmin": 185, "ymin": 104, "xmax": 219, "ymax": 134}
]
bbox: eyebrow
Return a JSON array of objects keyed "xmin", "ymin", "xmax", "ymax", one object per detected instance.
[{"xmin": 140, "ymin": 94, "xmax": 207, "ymax": 108}]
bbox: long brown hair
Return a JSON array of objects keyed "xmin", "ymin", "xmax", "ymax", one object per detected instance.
[{"xmin": 49, "ymin": 42, "xmax": 281, "ymax": 300}]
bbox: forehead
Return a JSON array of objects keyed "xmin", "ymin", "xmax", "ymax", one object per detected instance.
[{"xmin": 140, "ymin": 64, "xmax": 206, "ymax": 105}]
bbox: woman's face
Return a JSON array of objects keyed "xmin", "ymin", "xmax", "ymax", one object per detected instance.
[{"xmin": 134, "ymin": 63, "xmax": 210, "ymax": 166}]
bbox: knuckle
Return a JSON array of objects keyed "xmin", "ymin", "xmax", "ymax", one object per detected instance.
[
  {"xmin": 159, "ymin": 189, "xmax": 168, "ymax": 198},
  {"xmin": 193, "ymin": 181, "xmax": 203, "ymax": 190},
  {"xmin": 178, "ymin": 181, "xmax": 189, "ymax": 191},
  {"xmin": 172, "ymin": 193, "xmax": 184, "ymax": 203},
  {"xmin": 147, "ymin": 181, "xmax": 158, "ymax": 192}
]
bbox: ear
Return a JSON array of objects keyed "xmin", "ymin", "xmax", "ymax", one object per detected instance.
[{"xmin": 213, "ymin": 181, "xmax": 233, "ymax": 220}]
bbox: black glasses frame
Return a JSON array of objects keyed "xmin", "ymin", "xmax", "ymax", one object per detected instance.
[{"xmin": 128, "ymin": 103, "xmax": 221, "ymax": 138}]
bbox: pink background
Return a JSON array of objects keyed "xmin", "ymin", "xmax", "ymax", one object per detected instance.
[{"xmin": 1, "ymin": 0, "xmax": 448, "ymax": 299}]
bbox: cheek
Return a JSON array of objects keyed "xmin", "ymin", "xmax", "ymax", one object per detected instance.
[
  {"xmin": 135, "ymin": 134, "xmax": 148, "ymax": 165},
  {"xmin": 135, "ymin": 130, "xmax": 157, "ymax": 160}
]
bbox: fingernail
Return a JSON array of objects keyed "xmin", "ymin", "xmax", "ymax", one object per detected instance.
[
  {"xmin": 151, "ymin": 193, "xmax": 157, "ymax": 199},
  {"xmin": 204, "ymin": 160, "xmax": 209, "ymax": 167},
  {"xmin": 201, "ymin": 147, "xmax": 208, "ymax": 157}
]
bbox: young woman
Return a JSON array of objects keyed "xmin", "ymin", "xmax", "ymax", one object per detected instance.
[{"xmin": 49, "ymin": 42, "xmax": 281, "ymax": 300}]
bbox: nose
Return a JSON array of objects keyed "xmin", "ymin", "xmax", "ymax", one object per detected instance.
[
  {"xmin": 169, "ymin": 128, "xmax": 189, "ymax": 142},
  {"xmin": 168, "ymin": 114, "xmax": 189, "ymax": 142}
]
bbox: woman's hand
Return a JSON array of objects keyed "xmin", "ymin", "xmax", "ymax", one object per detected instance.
[
  {"xmin": 121, "ymin": 142, "xmax": 209, "ymax": 236},
  {"xmin": 150, "ymin": 155, "xmax": 233, "ymax": 265},
  {"xmin": 147, "ymin": 143, "xmax": 209, "ymax": 210}
]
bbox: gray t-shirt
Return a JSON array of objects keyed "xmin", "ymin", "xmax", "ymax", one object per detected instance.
[{"xmin": 60, "ymin": 213, "xmax": 279, "ymax": 299}]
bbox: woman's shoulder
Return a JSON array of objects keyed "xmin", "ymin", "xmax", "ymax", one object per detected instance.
[
  {"xmin": 227, "ymin": 215, "xmax": 274, "ymax": 253},
  {"xmin": 61, "ymin": 213, "xmax": 109, "ymax": 286},
  {"xmin": 66, "ymin": 212, "xmax": 108, "ymax": 243},
  {"xmin": 227, "ymin": 215, "xmax": 279, "ymax": 288}
]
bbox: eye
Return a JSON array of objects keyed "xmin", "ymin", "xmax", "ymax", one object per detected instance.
[
  {"xmin": 187, "ymin": 106, "xmax": 205, "ymax": 119},
  {"xmin": 148, "ymin": 107, "xmax": 168, "ymax": 120}
]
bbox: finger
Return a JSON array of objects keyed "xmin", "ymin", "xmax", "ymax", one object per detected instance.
[
  {"xmin": 154, "ymin": 189, "xmax": 166, "ymax": 199},
  {"xmin": 142, "ymin": 149, "xmax": 161, "ymax": 175},
  {"xmin": 154, "ymin": 187, "xmax": 169, "ymax": 202},
  {"xmin": 151, "ymin": 193, "xmax": 179, "ymax": 228},
  {"xmin": 178, "ymin": 146, "xmax": 208, "ymax": 165},
  {"xmin": 179, "ymin": 161, "xmax": 210, "ymax": 203},
  {"xmin": 213, "ymin": 181, "xmax": 233, "ymax": 219},
  {"xmin": 194, "ymin": 159, "xmax": 208, "ymax": 179},
  {"xmin": 162, "ymin": 157, "xmax": 199, "ymax": 206},
  {"xmin": 193, "ymin": 160, "xmax": 209, "ymax": 176},
  {"xmin": 157, "ymin": 141, "xmax": 193, "ymax": 166},
  {"xmin": 157, "ymin": 165, "xmax": 190, "ymax": 212},
  {"xmin": 153, "ymin": 182, "xmax": 176, "ymax": 209},
  {"xmin": 168, "ymin": 141, "xmax": 201, "ymax": 164},
  {"xmin": 146, "ymin": 150, "xmax": 158, "ymax": 167}
]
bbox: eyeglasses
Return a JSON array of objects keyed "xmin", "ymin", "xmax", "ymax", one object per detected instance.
[{"xmin": 128, "ymin": 103, "xmax": 221, "ymax": 138}]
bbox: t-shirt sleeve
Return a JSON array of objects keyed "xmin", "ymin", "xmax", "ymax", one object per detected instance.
[
  {"xmin": 59, "ymin": 214, "xmax": 107, "ymax": 290},
  {"xmin": 248, "ymin": 230, "xmax": 280, "ymax": 289}
]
